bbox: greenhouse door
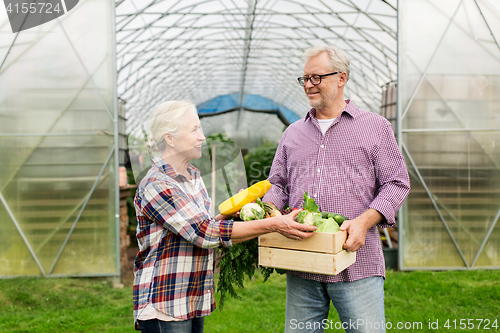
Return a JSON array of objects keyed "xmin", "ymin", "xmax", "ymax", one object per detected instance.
[{"xmin": 398, "ymin": 0, "xmax": 500, "ymax": 270}]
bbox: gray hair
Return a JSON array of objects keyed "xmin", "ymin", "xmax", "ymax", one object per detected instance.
[
  {"xmin": 303, "ymin": 45, "xmax": 350, "ymax": 82},
  {"xmin": 145, "ymin": 100, "xmax": 197, "ymax": 152}
]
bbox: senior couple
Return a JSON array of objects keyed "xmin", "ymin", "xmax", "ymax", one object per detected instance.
[{"xmin": 132, "ymin": 45, "xmax": 410, "ymax": 333}]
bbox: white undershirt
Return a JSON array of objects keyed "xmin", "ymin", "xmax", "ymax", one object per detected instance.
[
  {"xmin": 317, "ymin": 117, "xmax": 336, "ymax": 135},
  {"xmin": 137, "ymin": 304, "xmax": 181, "ymax": 322}
]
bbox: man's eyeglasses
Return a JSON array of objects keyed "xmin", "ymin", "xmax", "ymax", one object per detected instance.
[{"xmin": 297, "ymin": 72, "xmax": 340, "ymax": 87}]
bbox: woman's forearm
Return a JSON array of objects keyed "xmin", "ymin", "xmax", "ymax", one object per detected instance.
[{"xmin": 230, "ymin": 218, "xmax": 278, "ymax": 243}]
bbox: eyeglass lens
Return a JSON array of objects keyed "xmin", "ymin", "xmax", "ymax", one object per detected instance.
[{"xmin": 299, "ymin": 75, "xmax": 321, "ymax": 86}]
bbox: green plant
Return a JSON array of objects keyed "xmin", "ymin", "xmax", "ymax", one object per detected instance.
[
  {"xmin": 243, "ymin": 141, "xmax": 278, "ymax": 186},
  {"xmin": 216, "ymin": 237, "xmax": 277, "ymax": 310},
  {"xmin": 190, "ymin": 133, "xmax": 246, "ymax": 208},
  {"xmin": 215, "ymin": 141, "xmax": 282, "ymax": 308},
  {"xmin": 1, "ymin": 270, "xmax": 499, "ymax": 332}
]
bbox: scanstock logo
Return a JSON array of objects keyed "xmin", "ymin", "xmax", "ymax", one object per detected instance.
[{"xmin": 3, "ymin": 0, "xmax": 79, "ymax": 33}]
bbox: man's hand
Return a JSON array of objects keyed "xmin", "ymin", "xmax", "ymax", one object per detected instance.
[
  {"xmin": 339, "ymin": 208, "xmax": 384, "ymax": 252},
  {"xmin": 339, "ymin": 218, "xmax": 368, "ymax": 251}
]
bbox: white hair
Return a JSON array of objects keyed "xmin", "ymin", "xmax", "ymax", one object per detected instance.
[
  {"xmin": 303, "ymin": 45, "xmax": 350, "ymax": 82},
  {"xmin": 145, "ymin": 100, "xmax": 196, "ymax": 152}
]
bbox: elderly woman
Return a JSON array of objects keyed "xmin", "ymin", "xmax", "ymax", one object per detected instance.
[{"xmin": 133, "ymin": 100, "xmax": 316, "ymax": 333}]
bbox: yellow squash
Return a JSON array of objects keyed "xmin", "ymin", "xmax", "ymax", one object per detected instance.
[{"xmin": 218, "ymin": 180, "xmax": 272, "ymax": 215}]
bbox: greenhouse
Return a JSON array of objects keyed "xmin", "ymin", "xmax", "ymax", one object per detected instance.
[{"xmin": 0, "ymin": 0, "xmax": 499, "ymax": 279}]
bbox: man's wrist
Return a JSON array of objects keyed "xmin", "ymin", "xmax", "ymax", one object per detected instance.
[{"xmin": 358, "ymin": 208, "xmax": 384, "ymax": 229}]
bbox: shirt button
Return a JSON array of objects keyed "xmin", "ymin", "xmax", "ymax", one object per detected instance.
[
  {"xmin": 317, "ymin": 169, "xmax": 320, "ymax": 173},
  {"xmin": 320, "ymin": 145, "xmax": 325, "ymax": 148},
  {"xmin": 313, "ymin": 194, "xmax": 317, "ymax": 198}
]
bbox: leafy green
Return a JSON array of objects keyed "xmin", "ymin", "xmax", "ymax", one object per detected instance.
[
  {"xmin": 316, "ymin": 218, "xmax": 340, "ymax": 233},
  {"xmin": 216, "ymin": 198, "xmax": 274, "ymax": 308},
  {"xmin": 301, "ymin": 193, "xmax": 347, "ymax": 231},
  {"xmin": 302, "ymin": 191, "xmax": 319, "ymax": 212},
  {"xmin": 216, "ymin": 238, "xmax": 276, "ymax": 309},
  {"xmin": 296, "ymin": 192, "xmax": 323, "ymax": 226}
]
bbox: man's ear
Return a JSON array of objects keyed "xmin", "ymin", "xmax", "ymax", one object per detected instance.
[
  {"xmin": 338, "ymin": 72, "xmax": 347, "ymax": 88},
  {"xmin": 163, "ymin": 132, "xmax": 174, "ymax": 147}
]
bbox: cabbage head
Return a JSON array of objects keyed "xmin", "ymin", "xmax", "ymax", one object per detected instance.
[
  {"xmin": 315, "ymin": 218, "xmax": 340, "ymax": 233},
  {"xmin": 240, "ymin": 202, "xmax": 265, "ymax": 221},
  {"xmin": 297, "ymin": 210, "xmax": 322, "ymax": 226}
]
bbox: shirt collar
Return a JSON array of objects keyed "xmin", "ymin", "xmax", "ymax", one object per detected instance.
[
  {"xmin": 304, "ymin": 99, "xmax": 360, "ymax": 121},
  {"xmin": 151, "ymin": 157, "xmax": 200, "ymax": 181}
]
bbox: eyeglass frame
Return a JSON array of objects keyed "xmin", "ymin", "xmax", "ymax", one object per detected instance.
[{"xmin": 297, "ymin": 72, "xmax": 340, "ymax": 87}]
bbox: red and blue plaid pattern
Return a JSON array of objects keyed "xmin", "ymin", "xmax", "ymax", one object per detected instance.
[
  {"xmin": 263, "ymin": 100, "xmax": 410, "ymax": 283},
  {"xmin": 133, "ymin": 157, "xmax": 233, "ymax": 321}
]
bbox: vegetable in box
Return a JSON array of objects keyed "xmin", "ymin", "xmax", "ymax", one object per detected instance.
[{"xmin": 297, "ymin": 192, "xmax": 348, "ymax": 233}]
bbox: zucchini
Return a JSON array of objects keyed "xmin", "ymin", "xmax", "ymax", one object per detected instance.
[{"xmin": 320, "ymin": 211, "xmax": 348, "ymax": 226}]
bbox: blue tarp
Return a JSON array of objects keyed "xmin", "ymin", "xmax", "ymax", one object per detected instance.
[{"xmin": 197, "ymin": 93, "xmax": 301, "ymax": 124}]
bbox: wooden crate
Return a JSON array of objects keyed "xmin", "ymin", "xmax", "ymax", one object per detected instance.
[
  {"xmin": 259, "ymin": 231, "xmax": 347, "ymax": 254},
  {"xmin": 258, "ymin": 231, "xmax": 356, "ymax": 276}
]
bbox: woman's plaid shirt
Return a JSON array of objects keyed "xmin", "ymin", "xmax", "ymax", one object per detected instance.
[{"xmin": 133, "ymin": 157, "xmax": 233, "ymax": 322}]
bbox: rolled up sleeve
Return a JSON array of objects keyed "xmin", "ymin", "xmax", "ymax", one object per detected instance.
[
  {"xmin": 370, "ymin": 122, "xmax": 411, "ymax": 228},
  {"xmin": 142, "ymin": 181, "xmax": 234, "ymax": 249},
  {"xmin": 218, "ymin": 219, "xmax": 234, "ymax": 248}
]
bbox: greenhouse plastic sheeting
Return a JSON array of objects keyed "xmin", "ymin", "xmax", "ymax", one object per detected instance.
[
  {"xmin": 115, "ymin": 0, "xmax": 399, "ymax": 137},
  {"xmin": 197, "ymin": 94, "xmax": 300, "ymax": 152},
  {"xmin": 398, "ymin": 0, "xmax": 500, "ymax": 269},
  {"xmin": 0, "ymin": 0, "xmax": 119, "ymax": 277}
]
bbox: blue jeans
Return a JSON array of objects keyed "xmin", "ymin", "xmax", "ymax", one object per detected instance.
[
  {"xmin": 285, "ymin": 275, "xmax": 386, "ymax": 333},
  {"xmin": 137, "ymin": 317, "xmax": 204, "ymax": 333}
]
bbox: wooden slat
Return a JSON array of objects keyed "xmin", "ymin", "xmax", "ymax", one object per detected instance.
[{"xmin": 259, "ymin": 247, "xmax": 356, "ymax": 276}]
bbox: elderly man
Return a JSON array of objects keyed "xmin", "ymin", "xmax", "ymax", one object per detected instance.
[{"xmin": 263, "ymin": 45, "xmax": 410, "ymax": 333}]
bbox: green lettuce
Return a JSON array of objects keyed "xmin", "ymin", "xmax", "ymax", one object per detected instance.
[{"xmin": 297, "ymin": 192, "xmax": 347, "ymax": 233}]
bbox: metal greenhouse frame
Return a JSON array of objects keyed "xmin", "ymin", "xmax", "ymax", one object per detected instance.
[
  {"xmin": 398, "ymin": 0, "xmax": 500, "ymax": 270},
  {"xmin": 0, "ymin": 0, "xmax": 120, "ymax": 278},
  {"xmin": 1, "ymin": 0, "xmax": 499, "ymax": 278}
]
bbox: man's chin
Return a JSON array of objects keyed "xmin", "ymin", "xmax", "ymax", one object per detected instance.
[{"xmin": 308, "ymin": 100, "xmax": 323, "ymax": 109}]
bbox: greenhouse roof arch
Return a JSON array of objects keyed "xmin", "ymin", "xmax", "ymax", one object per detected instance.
[{"xmin": 115, "ymin": 0, "xmax": 398, "ymax": 137}]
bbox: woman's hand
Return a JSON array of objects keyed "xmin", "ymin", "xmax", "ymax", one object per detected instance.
[
  {"xmin": 215, "ymin": 212, "xmax": 239, "ymax": 221},
  {"xmin": 230, "ymin": 209, "xmax": 316, "ymax": 244},
  {"xmin": 273, "ymin": 209, "xmax": 317, "ymax": 240}
]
